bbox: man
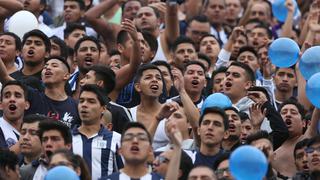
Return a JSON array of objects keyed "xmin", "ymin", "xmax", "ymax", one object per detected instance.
[
  {"xmin": 236, "ymin": 46, "xmax": 260, "ymax": 79},
  {"xmin": 273, "ymin": 67, "xmax": 297, "ymax": 108},
  {"xmin": 224, "ymin": 62, "xmax": 255, "ymax": 114},
  {"xmin": 189, "ymin": 107, "xmax": 229, "ymax": 167},
  {"xmin": 106, "ymin": 122, "xmax": 163, "ymax": 179},
  {"xmin": 305, "ymin": 135, "xmax": 320, "ymax": 179},
  {"xmin": 20, "ymin": 119, "xmax": 72, "ymax": 180},
  {"xmin": 0, "ymin": 149, "xmax": 20, "ymax": 180},
  {"xmin": 248, "ymin": 24, "xmax": 272, "ymax": 51},
  {"xmin": 211, "ymin": 67, "xmax": 227, "ymax": 93},
  {"xmin": 213, "ymin": 152, "xmax": 234, "ymax": 180},
  {"xmin": 79, "ymin": 64, "xmax": 133, "ymax": 133},
  {"xmin": 0, "ymin": 81, "xmax": 30, "ymax": 153},
  {"xmin": 185, "ymin": 15, "xmax": 211, "ymax": 51},
  {"xmin": 0, "ymin": 56, "xmax": 80, "ymax": 128},
  {"xmin": 23, "ymin": 0, "xmax": 53, "ymax": 37},
  {"xmin": 188, "ymin": 166, "xmax": 217, "ymax": 180},
  {"xmin": 72, "ymin": 84, "xmax": 122, "ymax": 179},
  {"xmin": 225, "ymin": 0, "xmax": 242, "ymax": 30},
  {"xmin": 54, "ymin": 0, "xmax": 96, "ymax": 39},
  {"xmin": 0, "ymin": 32, "xmax": 21, "ymax": 75},
  {"xmin": 19, "ymin": 114, "xmax": 46, "ymax": 166},
  {"xmin": 199, "ymin": 34, "xmax": 221, "ymax": 73},
  {"xmin": 63, "ymin": 23, "xmax": 86, "ymax": 49},
  {"xmin": 292, "ymin": 138, "xmax": 310, "ymax": 179},
  {"xmin": 222, "ymin": 107, "xmax": 242, "ymax": 151},
  {"xmin": 11, "ymin": 29, "xmax": 50, "ymax": 90},
  {"xmin": 171, "ymin": 36, "xmax": 197, "ymax": 70}
]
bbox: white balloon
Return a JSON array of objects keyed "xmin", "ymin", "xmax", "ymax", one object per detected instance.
[{"xmin": 8, "ymin": 10, "xmax": 38, "ymax": 40}]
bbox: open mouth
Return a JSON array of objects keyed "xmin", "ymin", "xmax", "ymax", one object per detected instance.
[
  {"xmin": 229, "ymin": 124, "xmax": 236, "ymax": 132},
  {"xmin": 27, "ymin": 49, "xmax": 35, "ymax": 56},
  {"xmin": 150, "ymin": 84, "xmax": 159, "ymax": 91},
  {"xmin": 84, "ymin": 57, "xmax": 93, "ymax": 66},
  {"xmin": 285, "ymin": 119, "xmax": 292, "ymax": 126},
  {"xmin": 225, "ymin": 81, "xmax": 232, "ymax": 88},
  {"xmin": 191, "ymin": 80, "xmax": 199, "ymax": 86},
  {"xmin": 130, "ymin": 146, "xmax": 140, "ymax": 153},
  {"xmin": 9, "ymin": 104, "xmax": 17, "ymax": 111}
]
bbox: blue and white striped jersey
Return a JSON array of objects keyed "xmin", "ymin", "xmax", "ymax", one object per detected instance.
[
  {"xmin": 72, "ymin": 126, "xmax": 123, "ymax": 180},
  {"xmin": 103, "ymin": 172, "xmax": 163, "ymax": 180}
]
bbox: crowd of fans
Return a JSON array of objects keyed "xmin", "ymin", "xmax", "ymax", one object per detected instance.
[{"xmin": 0, "ymin": 0, "xmax": 320, "ymax": 179}]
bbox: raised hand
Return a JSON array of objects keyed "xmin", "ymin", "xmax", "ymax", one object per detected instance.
[
  {"xmin": 121, "ymin": 18, "xmax": 138, "ymax": 41},
  {"xmin": 285, "ymin": 0, "xmax": 295, "ymax": 13},
  {"xmin": 156, "ymin": 102, "xmax": 180, "ymax": 121},
  {"xmin": 172, "ymin": 67, "xmax": 185, "ymax": 93},
  {"xmin": 249, "ymin": 102, "xmax": 267, "ymax": 129},
  {"xmin": 247, "ymin": 90, "xmax": 268, "ymax": 104}
]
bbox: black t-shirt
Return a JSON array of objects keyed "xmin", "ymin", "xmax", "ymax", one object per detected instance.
[
  {"xmin": 11, "ymin": 70, "xmax": 44, "ymax": 91},
  {"xmin": 25, "ymin": 87, "xmax": 80, "ymax": 128},
  {"xmin": 194, "ymin": 149, "xmax": 224, "ymax": 168},
  {"xmin": 107, "ymin": 102, "xmax": 133, "ymax": 134}
]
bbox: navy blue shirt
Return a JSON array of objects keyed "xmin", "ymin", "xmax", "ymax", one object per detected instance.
[{"xmin": 104, "ymin": 172, "xmax": 163, "ymax": 180}]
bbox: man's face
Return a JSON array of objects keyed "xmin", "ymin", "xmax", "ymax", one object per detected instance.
[
  {"xmin": 204, "ymin": 0, "xmax": 226, "ymax": 24},
  {"xmin": 199, "ymin": 36, "xmax": 220, "ymax": 60},
  {"xmin": 250, "ymin": 138, "xmax": 273, "ymax": 160},
  {"xmin": 109, "ymin": 54, "xmax": 121, "ymax": 72},
  {"xmin": 274, "ymin": 68, "xmax": 296, "ymax": 93},
  {"xmin": 295, "ymin": 146, "xmax": 309, "ymax": 172},
  {"xmin": 4, "ymin": 164, "xmax": 20, "ymax": 180},
  {"xmin": 186, "ymin": 20, "xmax": 211, "ymax": 48},
  {"xmin": 212, "ymin": 72, "xmax": 225, "ymax": 93},
  {"xmin": 257, "ymin": 46, "xmax": 269, "ymax": 67},
  {"xmin": 0, "ymin": 35, "xmax": 19, "ymax": 63},
  {"xmin": 20, "ymin": 122, "xmax": 42, "ymax": 157},
  {"xmin": 50, "ymin": 40, "xmax": 61, "ymax": 57},
  {"xmin": 63, "ymin": 1, "xmax": 83, "ymax": 23},
  {"xmin": 42, "ymin": 59, "xmax": 69, "ymax": 85},
  {"xmin": 165, "ymin": 107, "xmax": 188, "ymax": 136},
  {"xmin": 157, "ymin": 65, "xmax": 173, "ymax": 94},
  {"xmin": 188, "ymin": 166, "xmax": 216, "ymax": 180},
  {"xmin": 224, "ymin": 65, "xmax": 251, "ymax": 100},
  {"xmin": 122, "ymin": 1, "xmax": 141, "ymax": 20},
  {"xmin": 79, "ymin": 70, "xmax": 98, "ymax": 87},
  {"xmin": 152, "ymin": 150, "xmax": 172, "ymax": 177},
  {"xmin": 65, "ymin": 29, "xmax": 86, "ymax": 49},
  {"xmin": 22, "ymin": 36, "xmax": 47, "ymax": 67},
  {"xmin": 306, "ymin": 142, "xmax": 320, "ymax": 172},
  {"xmin": 198, "ymin": 112, "xmax": 226, "ymax": 147},
  {"xmin": 280, "ymin": 104, "xmax": 303, "ymax": 137},
  {"xmin": 240, "ymin": 119, "xmax": 253, "ymax": 142},
  {"xmin": 49, "ymin": 153, "xmax": 75, "ymax": 170},
  {"xmin": 120, "ymin": 127, "xmax": 152, "ymax": 164},
  {"xmin": 216, "ymin": 159, "xmax": 234, "ymax": 180},
  {"xmin": 225, "ymin": 109, "xmax": 241, "ymax": 139},
  {"xmin": 138, "ymin": 32, "xmax": 153, "ymax": 63},
  {"xmin": 78, "ymin": 91, "xmax": 104, "ymax": 125},
  {"xmin": 41, "ymin": 130, "xmax": 70, "ymax": 158},
  {"xmin": 135, "ymin": 69, "xmax": 163, "ymax": 98},
  {"xmin": 250, "ymin": 3, "xmax": 268, "ymax": 22},
  {"xmin": 76, "ymin": 40, "xmax": 100, "ymax": 73},
  {"xmin": 184, "ymin": 64, "xmax": 206, "ymax": 96},
  {"xmin": 237, "ymin": 51, "xmax": 259, "ymax": 72},
  {"xmin": 23, "ymin": 0, "xmax": 42, "ymax": 14},
  {"xmin": 231, "ymin": 35, "xmax": 247, "ymax": 58},
  {"xmin": 135, "ymin": 7, "xmax": 159, "ymax": 32},
  {"xmin": 0, "ymin": 85, "xmax": 29, "ymax": 122},
  {"xmin": 226, "ymin": 0, "xmax": 242, "ymax": 20},
  {"xmin": 99, "ymin": 43, "xmax": 110, "ymax": 65},
  {"xmin": 174, "ymin": 43, "xmax": 197, "ymax": 68},
  {"xmin": 248, "ymin": 27, "xmax": 269, "ymax": 48}
]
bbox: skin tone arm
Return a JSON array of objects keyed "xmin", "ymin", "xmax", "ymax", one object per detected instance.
[
  {"xmin": 0, "ymin": 0, "xmax": 23, "ymax": 32},
  {"xmin": 0, "ymin": 57, "xmax": 14, "ymax": 84},
  {"xmin": 185, "ymin": 0, "xmax": 203, "ymax": 21},
  {"xmin": 305, "ymin": 108, "xmax": 320, "ymax": 137},
  {"xmin": 84, "ymin": 0, "xmax": 123, "ymax": 49},
  {"xmin": 171, "ymin": 68, "xmax": 201, "ymax": 146},
  {"xmin": 281, "ymin": 0, "xmax": 295, "ymax": 38}
]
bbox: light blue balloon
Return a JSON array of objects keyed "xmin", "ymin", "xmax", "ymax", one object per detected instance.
[
  {"xmin": 201, "ymin": 93, "xmax": 232, "ymax": 115},
  {"xmin": 230, "ymin": 146, "xmax": 268, "ymax": 180},
  {"xmin": 272, "ymin": 0, "xmax": 298, "ymax": 22},
  {"xmin": 268, "ymin": 38, "xmax": 300, "ymax": 68},
  {"xmin": 45, "ymin": 166, "xmax": 80, "ymax": 180},
  {"xmin": 299, "ymin": 46, "xmax": 320, "ymax": 80},
  {"xmin": 306, "ymin": 72, "xmax": 320, "ymax": 108}
]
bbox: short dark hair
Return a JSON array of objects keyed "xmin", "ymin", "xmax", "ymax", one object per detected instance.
[
  {"xmin": 171, "ymin": 36, "xmax": 195, "ymax": 52},
  {"xmin": 211, "ymin": 66, "xmax": 227, "ymax": 81},
  {"xmin": 64, "ymin": 0, "xmax": 85, "ymax": 10},
  {"xmin": 38, "ymin": 120, "xmax": 72, "ymax": 145},
  {"xmin": 134, "ymin": 64, "xmax": 162, "ymax": 84},
  {"xmin": 293, "ymin": 138, "xmax": 309, "ymax": 159},
  {"xmin": 45, "ymin": 56, "xmax": 71, "ymax": 73},
  {"xmin": 307, "ymin": 135, "xmax": 320, "ymax": 148},
  {"xmin": 64, "ymin": 23, "xmax": 86, "ymax": 39},
  {"xmin": 253, "ymin": 24, "xmax": 273, "ymax": 39},
  {"xmin": 89, "ymin": 65, "xmax": 116, "ymax": 94},
  {"xmin": 179, "ymin": 150, "xmax": 193, "ymax": 180},
  {"xmin": 80, "ymin": 84, "xmax": 109, "ymax": 106},
  {"xmin": 228, "ymin": 61, "xmax": 255, "ymax": 82},
  {"xmin": 237, "ymin": 46, "xmax": 258, "ymax": 60},
  {"xmin": 141, "ymin": 30, "xmax": 158, "ymax": 54},
  {"xmin": 152, "ymin": 61, "xmax": 173, "ymax": 80},
  {"xmin": 23, "ymin": 114, "xmax": 50, "ymax": 125},
  {"xmin": 247, "ymin": 86, "xmax": 271, "ymax": 103},
  {"xmin": 213, "ymin": 152, "xmax": 231, "ymax": 170},
  {"xmin": 121, "ymin": 122, "xmax": 152, "ymax": 144},
  {"xmin": 199, "ymin": 34, "xmax": 222, "ymax": 48},
  {"xmin": 184, "ymin": 60, "xmax": 207, "ymax": 73},
  {"xmin": 238, "ymin": 111, "xmax": 250, "ymax": 123},
  {"xmin": 279, "ymin": 97, "xmax": 306, "ymax": 120},
  {"xmin": 0, "ymin": 32, "xmax": 22, "ymax": 51},
  {"xmin": 50, "ymin": 36, "xmax": 68, "ymax": 59},
  {"xmin": 1, "ymin": 80, "xmax": 28, "ymax": 101},
  {"xmin": 74, "ymin": 36, "xmax": 101, "ymax": 54},
  {"xmin": 22, "ymin": 29, "xmax": 51, "ymax": 53},
  {"xmin": 187, "ymin": 15, "xmax": 210, "ymax": 25},
  {"xmin": 246, "ymin": 130, "xmax": 272, "ymax": 145},
  {"xmin": 198, "ymin": 53, "xmax": 211, "ymax": 68},
  {"xmin": 0, "ymin": 149, "xmax": 19, "ymax": 171},
  {"xmin": 109, "ymin": 49, "xmax": 121, "ymax": 56},
  {"xmin": 199, "ymin": 107, "xmax": 229, "ymax": 130},
  {"xmin": 116, "ymin": 30, "xmax": 130, "ymax": 45}
]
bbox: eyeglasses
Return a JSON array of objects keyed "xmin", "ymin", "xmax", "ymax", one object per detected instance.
[
  {"xmin": 156, "ymin": 155, "xmax": 170, "ymax": 164},
  {"xmin": 305, "ymin": 147, "xmax": 320, "ymax": 154},
  {"xmin": 122, "ymin": 133, "xmax": 149, "ymax": 142},
  {"xmin": 215, "ymin": 167, "xmax": 230, "ymax": 177}
]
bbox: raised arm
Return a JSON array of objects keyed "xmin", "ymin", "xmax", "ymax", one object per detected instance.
[
  {"xmin": 84, "ymin": 0, "xmax": 122, "ymax": 49},
  {"xmin": 281, "ymin": 0, "xmax": 295, "ymax": 38},
  {"xmin": 0, "ymin": 57, "xmax": 14, "ymax": 84},
  {"xmin": 184, "ymin": 0, "xmax": 203, "ymax": 21},
  {"xmin": 0, "ymin": 0, "xmax": 23, "ymax": 32},
  {"xmin": 304, "ymin": 108, "xmax": 320, "ymax": 138}
]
